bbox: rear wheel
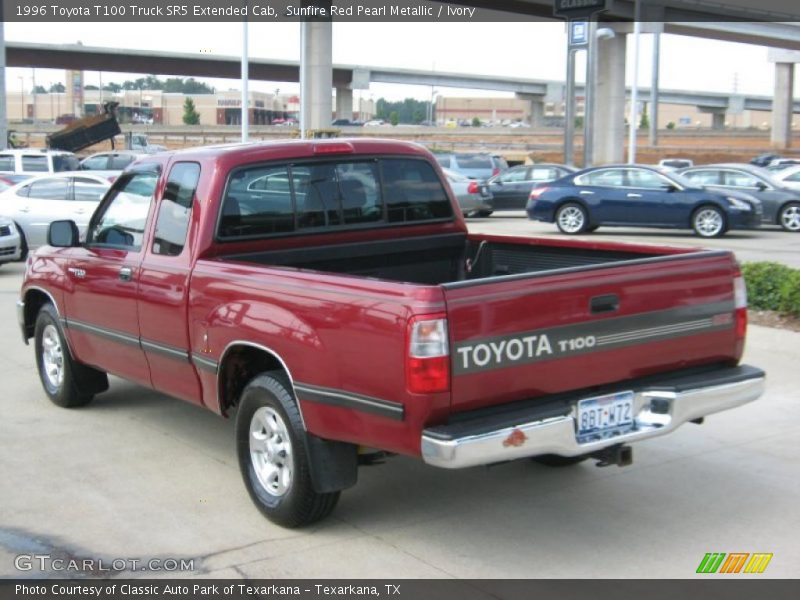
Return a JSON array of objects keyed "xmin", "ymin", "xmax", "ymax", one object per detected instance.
[
  {"xmin": 692, "ymin": 206, "xmax": 726, "ymax": 238},
  {"xmin": 34, "ymin": 304, "xmax": 94, "ymax": 408},
  {"xmin": 555, "ymin": 203, "xmax": 589, "ymax": 234},
  {"xmin": 236, "ymin": 373, "xmax": 340, "ymax": 528},
  {"xmin": 778, "ymin": 202, "xmax": 800, "ymax": 232}
]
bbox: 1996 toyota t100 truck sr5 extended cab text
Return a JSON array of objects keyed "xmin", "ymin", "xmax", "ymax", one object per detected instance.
[{"xmin": 18, "ymin": 139, "xmax": 765, "ymax": 527}]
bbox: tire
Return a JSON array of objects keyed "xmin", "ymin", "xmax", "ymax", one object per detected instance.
[
  {"xmin": 236, "ymin": 373, "xmax": 340, "ymax": 528},
  {"xmin": 476, "ymin": 210, "xmax": 493, "ymax": 218},
  {"xmin": 15, "ymin": 223, "xmax": 28, "ymax": 261},
  {"xmin": 778, "ymin": 202, "xmax": 800, "ymax": 232},
  {"xmin": 692, "ymin": 205, "xmax": 726, "ymax": 238},
  {"xmin": 555, "ymin": 202, "xmax": 589, "ymax": 234},
  {"xmin": 585, "ymin": 225, "xmax": 599, "ymax": 233},
  {"xmin": 532, "ymin": 454, "xmax": 590, "ymax": 467},
  {"xmin": 34, "ymin": 304, "xmax": 94, "ymax": 408}
]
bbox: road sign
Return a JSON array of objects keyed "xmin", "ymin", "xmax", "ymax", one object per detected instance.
[
  {"xmin": 554, "ymin": 0, "xmax": 608, "ymax": 19},
  {"xmin": 569, "ymin": 21, "xmax": 589, "ymax": 47}
]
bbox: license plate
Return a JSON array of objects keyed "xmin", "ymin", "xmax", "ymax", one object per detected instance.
[{"xmin": 576, "ymin": 391, "xmax": 635, "ymax": 442}]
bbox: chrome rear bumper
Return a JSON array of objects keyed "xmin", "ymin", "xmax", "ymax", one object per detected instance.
[{"xmin": 421, "ymin": 365, "xmax": 765, "ymax": 469}]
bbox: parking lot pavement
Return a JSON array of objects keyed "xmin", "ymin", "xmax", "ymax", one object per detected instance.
[
  {"xmin": 1, "ymin": 259, "xmax": 799, "ymax": 579},
  {"xmin": 469, "ymin": 212, "xmax": 800, "ymax": 268}
]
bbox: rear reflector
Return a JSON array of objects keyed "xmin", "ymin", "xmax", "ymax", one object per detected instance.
[
  {"xmin": 529, "ymin": 186, "xmax": 549, "ymax": 200},
  {"xmin": 407, "ymin": 316, "xmax": 450, "ymax": 394},
  {"xmin": 732, "ymin": 264, "xmax": 748, "ymax": 353},
  {"xmin": 312, "ymin": 142, "xmax": 355, "ymax": 155}
]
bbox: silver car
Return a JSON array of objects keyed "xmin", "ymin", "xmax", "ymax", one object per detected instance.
[
  {"xmin": 0, "ymin": 172, "xmax": 114, "ymax": 251},
  {"xmin": 442, "ymin": 168, "xmax": 494, "ymax": 217},
  {"xmin": 0, "ymin": 217, "xmax": 22, "ymax": 266}
]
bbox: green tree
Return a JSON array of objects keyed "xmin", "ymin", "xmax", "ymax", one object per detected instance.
[
  {"xmin": 182, "ymin": 97, "xmax": 200, "ymax": 125},
  {"xmin": 84, "ymin": 85, "xmax": 99, "ymax": 91},
  {"xmin": 31, "ymin": 85, "xmax": 47, "ymax": 94},
  {"xmin": 49, "ymin": 82, "xmax": 65, "ymax": 93},
  {"xmin": 472, "ymin": 116, "xmax": 482, "ymax": 127},
  {"xmin": 639, "ymin": 104, "xmax": 650, "ymax": 130},
  {"xmin": 389, "ymin": 111, "xmax": 399, "ymax": 126},
  {"xmin": 666, "ymin": 121, "xmax": 676, "ymax": 130}
]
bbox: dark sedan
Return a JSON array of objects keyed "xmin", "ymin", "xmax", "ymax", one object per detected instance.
[
  {"xmin": 679, "ymin": 164, "xmax": 800, "ymax": 232},
  {"xmin": 487, "ymin": 163, "xmax": 576, "ymax": 210},
  {"xmin": 527, "ymin": 165, "xmax": 762, "ymax": 238}
]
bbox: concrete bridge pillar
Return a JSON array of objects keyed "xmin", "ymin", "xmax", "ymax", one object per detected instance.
[
  {"xmin": 712, "ymin": 112, "xmax": 726, "ymax": 130},
  {"xmin": 593, "ymin": 33, "xmax": 627, "ymax": 165},
  {"xmin": 771, "ymin": 62, "xmax": 795, "ymax": 148},
  {"xmin": 515, "ymin": 93, "xmax": 546, "ymax": 127},
  {"xmin": 300, "ymin": 18, "xmax": 333, "ymax": 133},
  {"xmin": 336, "ymin": 87, "xmax": 353, "ymax": 121}
]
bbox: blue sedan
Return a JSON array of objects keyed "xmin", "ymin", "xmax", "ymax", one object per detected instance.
[{"xmin": 526, "ymin": 165, "xmax": 762, "ymax": 237}]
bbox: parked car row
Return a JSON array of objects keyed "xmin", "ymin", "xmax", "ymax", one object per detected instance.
[{"xmin": 526, "ymin": 162, "xmax": 800, "ymax": 237}]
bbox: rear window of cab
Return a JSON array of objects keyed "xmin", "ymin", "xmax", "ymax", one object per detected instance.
[{"xmin": 217, "ymin": 157, "xmax": 453, "ymax": 240}]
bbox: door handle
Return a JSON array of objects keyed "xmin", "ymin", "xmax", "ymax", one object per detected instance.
[
  {"xmin": 74, "ymin": 208, "xmax": 86, "ymax": 214},
  {"xmin": 590, "ymin": 294, "xmax": 620, "ymax": 314},
  {"xmin": 119, "ymin": 267, "xmax": 134, "ymax": 282},
  {"xmin": 19, "ymin": 207, "xmax": 30, "ymax": 213},
  {"xmin": 579, "ymin": 190, "xmax": 594, "ymax": 195},
  {"xmin": 627, "ymin": 193, "xmax": 642, "ymax": 198}
]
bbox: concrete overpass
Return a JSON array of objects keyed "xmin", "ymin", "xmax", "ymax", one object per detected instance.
[{"xmin": 6, "ymin": 41, "xmax": 800, "ymax": 120}]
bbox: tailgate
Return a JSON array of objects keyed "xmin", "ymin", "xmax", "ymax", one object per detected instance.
[{"xmin": 443, "ymin": 251, "xmax": 741, "ymax": 413}]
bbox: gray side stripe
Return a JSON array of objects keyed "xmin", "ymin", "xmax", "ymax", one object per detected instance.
[
  {"xmin": 294, "ymin": 382, "xmax": 404, "ymax": 421},
  {"xmin": 453, "ymin": 301, "xmax": 736, "ymax": 375},
  {"xmin": 192, "ymin": 354, "xmax": 219, "ymax": 374},
  {"xmin": 65, "ymin": 319, "xmax": 190, "ymax": 363}
]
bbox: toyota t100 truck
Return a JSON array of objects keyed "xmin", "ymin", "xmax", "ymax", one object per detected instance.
[{"xmin": 18, "ymin": 139, "xmax": 765, "ymax": 527}]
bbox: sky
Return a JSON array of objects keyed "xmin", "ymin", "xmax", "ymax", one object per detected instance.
[{"xmin": 4, "ymin": 21, "xmax": 798, "ymax": 100}]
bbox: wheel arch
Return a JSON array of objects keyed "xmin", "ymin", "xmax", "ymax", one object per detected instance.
[
  {"xmin": 216, "ymin": 341, "xmax": 303, "ymax": 424},
  {"xmin": 22, "ymin": 286, "xmax": 59, "ymax": 343}
]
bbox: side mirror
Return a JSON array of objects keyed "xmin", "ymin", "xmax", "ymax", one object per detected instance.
[
  {"xmin": 756, "ymin": 181, "xmax": 768, "ymax": 191},
  {"xmin": 48, "ymin": 220, "xmax": 81, "ymax": 247},
  {"xmin": 493, "ymin": 179, "xmax": 503, "ymax": 186},
  {"xmin": 661, "ymin": 184, "xmax": 678, "ymax": 193}
]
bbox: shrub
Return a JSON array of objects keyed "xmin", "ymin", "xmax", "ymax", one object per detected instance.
[
  {"xmin": 779, "ymin": 269, "xmax": 800, "ymax": 318},
  {"xmin": 741, "ymin": 262, "xmax": 800, "ymax": 317}
]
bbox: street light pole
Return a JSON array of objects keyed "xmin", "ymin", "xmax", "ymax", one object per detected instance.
[
  {"xmin": 241, "ymin": 11, "xmax": 250, "ymax": 142},
  {"xmin": 627, "ymin": 0, "xmax": 642, "ymax": 164},
  {"xmin": 0, "ymin": 19, "xmax": 7, "ymax": 149}
]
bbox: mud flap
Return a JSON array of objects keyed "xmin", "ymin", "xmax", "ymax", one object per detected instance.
[{"xmin": 305, "ymin": 434, "xmax": 359, "ymax": 494}]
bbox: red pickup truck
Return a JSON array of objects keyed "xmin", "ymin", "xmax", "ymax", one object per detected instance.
[{"xmin": 18, "ymin": 139, "xmax": 765, "ymax": 527}]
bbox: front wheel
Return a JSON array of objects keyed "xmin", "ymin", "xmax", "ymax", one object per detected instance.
[
  {"xmin": 555, "ymin": 203, "xmax": 589, "ymax": 234},
  {"xmin": 236, "ymin": 373, "xmax": 340, "ymax": 528},
  {"xmin": 778, "ymin": 202, "xmax": 800, "ymax": 232},
  {"xmin": 34, "ymin": 304, "xmax": 94, "ymax": 408},
  {"xmin": 692, "ymin": 206, "xmax": 726, "ymax": 238}
]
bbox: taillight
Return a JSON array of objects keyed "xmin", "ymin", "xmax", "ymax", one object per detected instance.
[
  {"xmin": 529, "ymin": 186, "xmax": 550, "ymax": 200},
  {"xmin": 467, "ymin": 181, "xmax": 479, "ymax": 194},
  {"xmin": 733, "ymin": 264, "xmax": 747, "ymax": 358},
  {"xmin": 492, "ymin": 167, "xmax": 501, "ymax": 177},
  {"xmin": 406, "ymin": 315, "xmax": 450, "ymax": 394}
]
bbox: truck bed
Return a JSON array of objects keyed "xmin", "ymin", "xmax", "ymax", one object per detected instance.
[{"xmin": 219, "ymin": 232, "xmax": 663, "ymax": 285}]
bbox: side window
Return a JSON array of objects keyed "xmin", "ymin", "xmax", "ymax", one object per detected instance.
[
  {"xmin": 220, "ymin": 165, "xmax": 294, "ymax": 238},
  {"xmin": 500, "ymin": 168, "xmax": 528, "ymax": 183},
  {"xmin": 579, "ymin": 170, "xmax": 624, "ymax": 187},
  {"xmin": 382, "ymin": 159, "xmax": 453, "ymax": 223},
  {"xmin": 110, "ymin": 155, "xmax": 135, "ymax": 170},
  {"xmin": 625, "ymin": 169, "xmax": 669, "ymax": 190},
  {"xmin": 152, "ymin": 163, "xmax": 200, "ymax": 256},
  {"xmin": 81, "ymin": 155, "xmax": 109, "ymax": 170},
  {"xmin": 786, "ymin": 172, "xmax": 800, "ymax": 183},
  {"xmin": 27, "ymin": 178, "xmax": 70, "ymax": 200},
  {"xmin": 530, "ymin": 167, "xmax": 559, "ymax": 182},
  {"xmin": 16, "ymin": 184, "xmax": 32, "ymax": 198},
  {"xmin": 73, "ymin": 177, "xmax": 110, "ymax": 202},
  {"xmin": 22, "ymin": 156, "xmax": 49, "ymax": 172},
  {"xmin": 0, "ymin": 155, "xmax": 15, "ymax": 171},
  {"xmin": 88, "ymin": 172, "xmax": 157, "ymax": 251},
  {"xmin": 724, "ymin": 171, "xmax": 760, "ymax": 188},
  {"xmin": 683, "ymin": 170, "xmax": 721, "ymax": 185}
]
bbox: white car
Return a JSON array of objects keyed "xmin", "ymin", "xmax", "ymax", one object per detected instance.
[
  {"xmin": 0, "ymin": 217, "xmax": 22, "ymax": 266},
  {"xmin": 80, "ymin": 151, "xmax": 144, "ymax": 171},
  {"xmin": 772, "ymin": 164, "xmax": 800, "ymax": 191},
  {"xmin": 0, "ymin": 171, "xmax": 114, "ymax": 252},
  {"xmin": 0, "ymin": 149, "xmax": 81, "ymax": 175}
]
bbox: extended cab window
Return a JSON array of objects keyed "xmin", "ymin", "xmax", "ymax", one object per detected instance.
[
  {"xmin": 88, "ymin": 172, "xmax": 157, "ymax": 251},
  {"xmin": 152, "ymin": 163, "xmax": 200, "ymax": 256},
  {"xmin": 218, "ymin": 157, "xmax": 451, "ymax": 240},
  {"xmin": 0, "ymin": 155, "xmax": 15, "ymax": 171}
]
